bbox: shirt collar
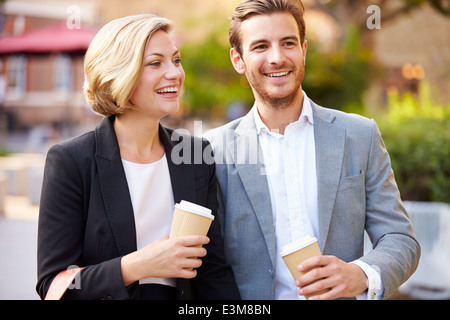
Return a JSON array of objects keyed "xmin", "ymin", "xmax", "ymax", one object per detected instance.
[{"xmin": 254, "ymin": 91, "xmax": 314, "ymax": 135}]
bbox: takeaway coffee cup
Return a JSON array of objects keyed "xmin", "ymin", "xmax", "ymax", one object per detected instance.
[
  {"xmin": 169, "ymin": 200, "xmax": 214, "ymax": 239},
  {"xmin": 280, "ymin": 235, "xmax": 328, "ymax": 299},
  {"xmin": 169, "ymin": 201, "xmax": 214, "ymax": 270}
]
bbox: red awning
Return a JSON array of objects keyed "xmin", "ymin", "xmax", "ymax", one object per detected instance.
[{"xmin": 0, "ymin": 23, "xmax": 99, "ymax": 54}]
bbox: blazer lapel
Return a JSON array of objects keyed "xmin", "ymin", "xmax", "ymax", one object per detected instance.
[
  {"xmin": 229, "ymin": 109, "xmax": 277, "ymax": 268},
  {"xmin": 160, "ymin": 125, "xmax": 199, "ymax": 299},
  {"xmin": 95, "ymin": 116, "xmax": 137, "ymax": 256},
  {"xmin": 160, "ymin": 125, "xmax": 196, "ymax": 204},
  {"xmin": 312, "ymin": 104, "xmax": 346, "ymax": 251}
]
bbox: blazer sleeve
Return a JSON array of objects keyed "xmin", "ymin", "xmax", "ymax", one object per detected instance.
[
  {"xmin": 36, "ymin": 144, "xmax": 134, "ymax": 300},
  {"xmin": 360, "ymin": 119, "xmax": 421, "ymax": 299}
]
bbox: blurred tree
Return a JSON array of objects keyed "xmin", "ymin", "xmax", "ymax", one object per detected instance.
[
  {"xmin": 180, "ymin": 0, "xmax": 450, "ymax": 114},
  {"xmin": 373, "ymin": 83, "xmax": 450, "ymax": 202},
  {"xmin": 302, "ymin": 28, "xmax": 379, "ymax": 111},
  {"xmin": 311, "ymin": 0, "xmax": 450, "ymax": 28},
  {"xmin": 310, "ymin": 0, "xmax": 450, "ymax": 48},
  {"xmin": 303, "ymin": 0, "xmax": 450, "ymax": 110},
  {"xmin": 429, "ymin": 0, "xmax": 450, "ymax": 15},
  {"xmin": 181, "ymin": 27, "xmax": 254, "ymax": 115}
]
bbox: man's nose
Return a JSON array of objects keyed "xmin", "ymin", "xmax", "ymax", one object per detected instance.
[{"xmin": 268, "ymin": 46, "xmax": 286, "ymax": 65}]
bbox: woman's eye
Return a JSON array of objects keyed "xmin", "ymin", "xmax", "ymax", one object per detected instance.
[{"xmin": 147, "ymin": 61, "xmax": 161, "ymax": 67}]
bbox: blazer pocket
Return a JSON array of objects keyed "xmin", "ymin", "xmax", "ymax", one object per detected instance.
[{"xmin": 338, "ymin": 170, "xmax": 365, "ymax": 191}]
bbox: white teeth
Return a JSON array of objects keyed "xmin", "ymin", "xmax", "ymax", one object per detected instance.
[
  {"xmin": 267, "ymin": 72, "xmax": 289, "ymax": 77},
  {"xmin": 156, "ymin": 87, "xmax": 178, "ymax": 93}
]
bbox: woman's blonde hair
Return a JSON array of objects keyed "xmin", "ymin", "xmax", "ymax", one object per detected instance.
[{"xmin": 83, "ymin": 14, "xmax": 174, "ymax": 116}]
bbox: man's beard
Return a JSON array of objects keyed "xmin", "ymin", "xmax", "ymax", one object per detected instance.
[{"xmin": 247, "ymin": 66, "xmax": 305, "ymax": 110}]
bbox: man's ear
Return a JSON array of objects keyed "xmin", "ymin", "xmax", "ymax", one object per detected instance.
[
  {"xmin": 302, "ymin": 40, "xmax": 308, "ymax": 65},
  {"xmin": 230, "ymin": 47, "xmax": 245, "ymax": 74}
]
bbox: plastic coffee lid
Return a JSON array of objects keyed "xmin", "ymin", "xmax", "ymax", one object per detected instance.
[
  {"xmin": 175, "ymin": 200, "xmax": 214, "ymax": 220},
  {"xmin": 280, "ymin": 235, "xmax": 317, "ymax": 257}
]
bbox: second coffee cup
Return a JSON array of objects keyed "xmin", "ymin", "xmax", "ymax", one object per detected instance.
[{"xmin": 280, "ymin": 235, "xmax": 329, "ymax": 299}]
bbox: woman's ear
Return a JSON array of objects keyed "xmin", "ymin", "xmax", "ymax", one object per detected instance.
[{"xmin": 230, "ymin": 48, "xmax": 246, "ymax": 74}]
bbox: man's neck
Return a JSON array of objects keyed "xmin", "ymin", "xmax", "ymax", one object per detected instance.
[{"xmin": 256, "ymin": 91, "xmax": 304, "ymax": 135}]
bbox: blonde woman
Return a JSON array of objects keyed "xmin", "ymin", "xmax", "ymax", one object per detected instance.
[{"xmin": 36, "ymin": 14, "xmax": 240, "ymax": 300}]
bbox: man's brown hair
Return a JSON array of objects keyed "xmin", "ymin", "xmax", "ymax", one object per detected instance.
[{"xmin": 229, "ymin": 0, "xmax": 306, "ymax": 56}]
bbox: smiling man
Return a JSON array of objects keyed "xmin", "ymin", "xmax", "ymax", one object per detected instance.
[
  {"xmin": 206, "ymin": 0, "xmax": 420, "ymax": 300},
  {"xmin": 230, "ymin": 12, "xmax": 307, "ymax": 131}
]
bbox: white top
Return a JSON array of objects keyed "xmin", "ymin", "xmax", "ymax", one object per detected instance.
[{"xmin": 122, "ymin": 154, "xmax": 176, "ymax": 287}]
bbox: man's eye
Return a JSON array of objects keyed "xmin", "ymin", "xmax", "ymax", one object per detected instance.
[
  {"xmin": 254, "ymin": 45, "xmax": 267, "ymax": 51},
  {"xmin": 284, "ymin": 42, "xmax": 296, "ymax": 47}
]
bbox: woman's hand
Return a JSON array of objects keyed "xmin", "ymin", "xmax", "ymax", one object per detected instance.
[{"xmin": 120, "ymin": 235, "xmax": 210, "ymax": 286}]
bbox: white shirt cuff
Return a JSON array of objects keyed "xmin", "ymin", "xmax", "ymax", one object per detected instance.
[{"xmin": 350, "ymin": 259, "xmax": 384, "ymax": 300}]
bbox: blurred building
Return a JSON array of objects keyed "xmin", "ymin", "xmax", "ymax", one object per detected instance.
[
  {"xmin": 0, "ymin": 0, "xmax": 242, "ymax": 137},
  {"xmin": 0, "ymin": 0, "xmax": 100, "ymax": 136},
  {"xmin": 373, "ymin": 2, "xmax": 450, "ymax": 103}
]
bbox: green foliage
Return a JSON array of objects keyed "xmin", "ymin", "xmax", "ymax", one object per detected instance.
[
  {"xmin": 180, "ymin": 26, "xmax": 377, "ymax": 115},
  {"xmin": 303, "ymin": 28, "xmax": 377, "ymax": 111},
  {"xmin": 180, "ymin": 29, "xmax": 254, "ymax": 115},
  {"xmin": 375, "ymin": 84, "xmax": 450, "ymax": 203}
]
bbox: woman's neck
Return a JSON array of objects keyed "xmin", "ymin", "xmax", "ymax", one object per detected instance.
[{"xmin": 113, "ymin": 113, "xmax": 165, "ymax": 164}]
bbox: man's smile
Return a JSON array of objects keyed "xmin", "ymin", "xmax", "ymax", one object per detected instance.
[{"xmin": 264, "ymin": 71, "xmax": 292, "ymax": 78}]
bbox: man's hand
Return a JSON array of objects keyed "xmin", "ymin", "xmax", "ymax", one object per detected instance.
[{"xmin": 295, "ymin": 255, "xmax": 368, "ymax": 300}]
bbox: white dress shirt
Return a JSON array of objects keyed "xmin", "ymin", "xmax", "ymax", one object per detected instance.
[{"xmin": 254, "ymin": 92, "xmax": 383, "ymax": 300}]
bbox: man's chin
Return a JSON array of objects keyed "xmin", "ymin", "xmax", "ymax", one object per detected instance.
[{"xmin": 258, "ymin": 90, "xmax": 301, "ymax": 107}]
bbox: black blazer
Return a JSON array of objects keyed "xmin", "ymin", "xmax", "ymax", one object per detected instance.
[{"xmin": 36, "ymin": 116, "xmax": 240, "ymax": 300}]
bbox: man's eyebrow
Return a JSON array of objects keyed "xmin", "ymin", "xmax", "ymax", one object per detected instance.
[
  {"xmin": 248, "ymin": 35, "xmax": 299, "ymax": 48},
  {"xmin": 281, "ymin": 35, "xmax": 299, "ymax": 42},
  {"xmin": 249, "ymin": 39, "xmax": 267, "ymax": 48}
]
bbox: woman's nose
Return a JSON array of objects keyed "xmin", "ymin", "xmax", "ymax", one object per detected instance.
[{"xmin": 165, "ymin": 63, "xmax": 184, "ymax": 81}]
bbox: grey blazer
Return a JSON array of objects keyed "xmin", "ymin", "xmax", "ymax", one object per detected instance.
[{"xmin": 205, "ymin": 102, "xmax": 420, "ymax": 300}]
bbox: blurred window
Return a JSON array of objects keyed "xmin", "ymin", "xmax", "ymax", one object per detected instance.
[
  {"xmin": 54, "ymin": 54, "xmax": 73, "ymax": 93},
  {"xmin": 7, "ymin": 54, "xmax": 27, "ymax": 97}
]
